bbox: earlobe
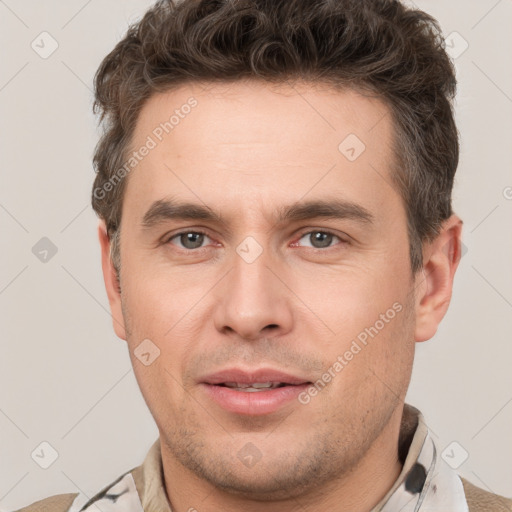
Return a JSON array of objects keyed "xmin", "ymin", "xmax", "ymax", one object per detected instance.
[
  {"xmin": 98, "ymin": 220, "xmax": 127, "ymax": 340},
  {"xmin": 414, "ymin": 215, "xmax": 463, "ymax": 342}
]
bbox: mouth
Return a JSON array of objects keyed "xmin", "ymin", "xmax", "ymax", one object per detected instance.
[{"xmin": 199, "ymin": 368, "xmax": 313, "ymax": 415}]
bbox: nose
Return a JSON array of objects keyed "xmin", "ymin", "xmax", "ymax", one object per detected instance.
[{"xmin": 213, "ymin": 244, "xmax": 294, "ymax": 341}]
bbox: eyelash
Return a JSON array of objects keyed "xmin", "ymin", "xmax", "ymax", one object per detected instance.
[{"xmin": 164, "ymin": 229, "xmax": 348, "ymax": 252}]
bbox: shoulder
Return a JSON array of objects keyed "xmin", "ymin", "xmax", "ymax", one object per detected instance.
[
  {"xmin": 13, "ymin": 467, "xmax": 142, "ymax": 512},
  {"xmin": 13, "ymin": 492, "xmax": 79, "ymax": 512},
  {"xmin": 461, "ymin": 477, "xmax": 512, "ymax": 512}
]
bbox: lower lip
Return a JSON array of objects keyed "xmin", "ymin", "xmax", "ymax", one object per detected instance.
[{"xmin": 200, "ymin": 383, "xmax": 310, "ymax": 415}]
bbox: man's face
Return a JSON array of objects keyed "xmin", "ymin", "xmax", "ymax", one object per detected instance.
[{"xmin": 111, "ymin": 81, "xmax": 419, "ymax": 499}]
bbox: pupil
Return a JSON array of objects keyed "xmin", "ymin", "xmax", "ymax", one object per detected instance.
[{"xmin": 311, "ymin": 232, "xmax": 332, "ymax": 248}]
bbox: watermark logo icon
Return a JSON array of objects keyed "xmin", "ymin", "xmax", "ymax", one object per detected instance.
[
  {"xmin": 441, "ymin": 441, "xmax": 469, "ymax": 469},
  {"xmin": 31, "ymin": 31, "xmax": 59, "ymax": 59},
  {"xmin": 237, "ymin": 442, "xmax": 262, "ymax": 468},
  {"xmin": 444, "ymin": 31, "xmax": 469, "ymax": 60},
  {"xmin": 134, "ymin": 338, "xmax": 161, "ymax": 366},
  {"xmin": 236, "ymin": 236, "xmax": 263, "ymax": 264},
  {"xmin": 338, "ymin": 134, "xmax": 366, "ymax": 162},
  {"xmin": 32, "ymin": 237, "xmax": 58, "ymax": 263},
  {"xmin": 31, "ymin": 441, "xmax": 59, "ymax": 469}
]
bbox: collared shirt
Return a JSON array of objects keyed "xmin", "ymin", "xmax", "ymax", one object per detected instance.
[{"xmin": 63, "ymin": 403, "xmax": 472, "ymax": 511}]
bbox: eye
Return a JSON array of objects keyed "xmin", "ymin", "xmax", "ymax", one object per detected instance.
[
  {"xmin": 167, "ymin": 231, "xmax": 212, "ymax": 250},
  {"xmin": 295, "ymin": 230, "xmax": 344, "ymax": 249}
]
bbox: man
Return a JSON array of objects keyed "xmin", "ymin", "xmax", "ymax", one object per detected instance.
[{"xmin": 16, "ymin": 0, "xmax": 512, "ymax": 510}]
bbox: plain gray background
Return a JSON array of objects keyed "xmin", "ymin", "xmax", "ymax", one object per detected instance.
[{"xmin": 1, "ymin": 0, "xmax": 511, "ymax": 509}]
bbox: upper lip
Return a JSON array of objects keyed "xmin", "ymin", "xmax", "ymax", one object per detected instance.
[{"xmin": 200, "ymin": 368, "xmax": 311, "ymax": 385}]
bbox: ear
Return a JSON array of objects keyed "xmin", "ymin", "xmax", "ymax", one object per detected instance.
[
  {"xmin": 414, "ymin": 214, "xmax": 463, "ymax": 342},
  {"xmin": 98, "ymin": 220, "xmax": 127, "ymax": 341}
]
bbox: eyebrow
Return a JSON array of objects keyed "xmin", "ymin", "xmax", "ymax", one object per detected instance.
[{"xmin": 140, "ymin": 197, "xmax": 374, "ymax": 231}]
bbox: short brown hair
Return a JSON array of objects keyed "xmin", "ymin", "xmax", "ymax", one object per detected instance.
[{"xmin": 91, "ymin": 0, "xmax": 458, "ymax": 277}]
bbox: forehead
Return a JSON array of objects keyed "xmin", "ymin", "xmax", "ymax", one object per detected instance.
[
  {"xmin": 123, "ymin": 80, "xmax": 398, "ymax": 225},
  {"xmin": 134, "ymin": 79, "xmax": 392, "ymax": 151}
]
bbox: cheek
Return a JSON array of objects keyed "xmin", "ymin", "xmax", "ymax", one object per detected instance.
[
  {"xmin": 121, "ymin": 267, "xmax": 208, "ymax": 386},
  {"xmin": 327, "ymin": 297, "xmax": 415, "ymax": 405},
  {"xmin": 290, "ymin": 256, "xmax": 410, "ymax": 335},
  {"xmin": 121, "ymin": 255, "xmax": 200, "ymax": 333}
]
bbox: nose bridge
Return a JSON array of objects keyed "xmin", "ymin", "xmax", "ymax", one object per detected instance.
[{"xmin": 213, "ymin": 238, "xmax": 293, "ymax": 339}]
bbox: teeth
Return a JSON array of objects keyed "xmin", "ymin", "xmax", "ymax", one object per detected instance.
[{"xmin": 223, "ymin": 382, "xmax": 283, "ymax": 391}]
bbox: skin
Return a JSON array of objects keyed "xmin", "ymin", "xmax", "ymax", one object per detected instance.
[{"xmin": 99, "ymin": 80, "xmax": 462, "ymax": 512}]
